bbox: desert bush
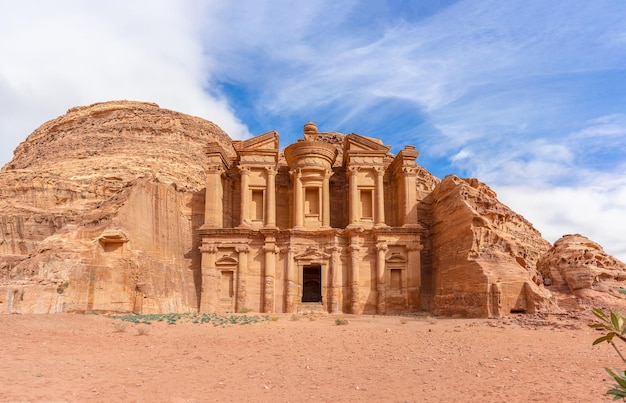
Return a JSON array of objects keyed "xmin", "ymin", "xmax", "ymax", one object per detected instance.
[
  {"xmin": 136, "ymin": 325, "xmax": 150, "ymax": 336},
  {"xmin": 335, "ymin": 318, "xmax": 349, "ymax": 326},
  {"xmin": 589, "ymin": 307, "xmax": 626, "ymax": 400},
  {"xmin": 113, "ymin": 321, "xmax": 128, "ymax": 333}
]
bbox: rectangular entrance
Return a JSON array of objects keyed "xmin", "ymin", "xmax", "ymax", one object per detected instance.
[{"xmin": 302, "ymin": 265, "xmax": 322, "ymax": 303}]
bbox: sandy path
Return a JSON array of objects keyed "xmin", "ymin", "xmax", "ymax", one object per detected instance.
[{"xmin": 0, "ymin": 313, "xmax": 620, "ymax": 402}]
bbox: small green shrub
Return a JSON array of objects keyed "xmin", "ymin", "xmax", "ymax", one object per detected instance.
[
  {"xmin": 590, "ymin": 307, "xmax": 626, "ymax": 400},
  {"xmin": 238, "ymin": 307, "xmax": 253, "ymax": 313},
  {"xmin": 335, "ymin": 318, "xmax": 349, "ymax": 326}
]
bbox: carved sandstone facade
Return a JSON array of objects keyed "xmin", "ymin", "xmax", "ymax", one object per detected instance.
[
  {"xmin": 8, "ymin": 101, "xmax": 620, "ymax": 318},
  {"xmin": 198, "ymin": 122, "xmax": 425, "ymax": 314}
]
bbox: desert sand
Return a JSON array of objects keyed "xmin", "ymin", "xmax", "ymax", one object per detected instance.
[{"xmin": 0, "ymin": 312, "xmax": 620, "ymax": 402}]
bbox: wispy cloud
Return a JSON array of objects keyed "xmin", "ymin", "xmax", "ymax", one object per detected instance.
[
  {"xmin": 0, "ymin": 0, "xmax": 250, "ymax": 167},
  {"xmin": 1, "ymin": 0, "xmax": 625, "ymax": 260}
]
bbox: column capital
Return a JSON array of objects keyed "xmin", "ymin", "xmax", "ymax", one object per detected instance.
[
  {"xmin": 235, "ymin": 245, "xmax": 250, "ymax": 254},
  {"xmin": 206, "ymin": 165, "xmax": 225, "ymax": 174},
  {"xmin": 376, "ymin": 242, "xmax": 388, "ymax": 252},
  {"xmin": 402, "ymin": 166, "xmax": 418, "ymax": 176},
  {"xmin": 347, "ymin": 244, "xmax": 361, "ymax": 253},
  {"xmin": 263, "ymin": 244, "xmax": 279, "ymax": 254},
  {"xmin": 290, "ymin": 167, "xmax": 302, "ymax": 177},
  {"xmin": 406, "ymin": 242, "xmax": 423, "ymax": 251},
  {"xmin": 347, "ymin": 166, "xmax": 360, "ymax": 176},
  {"xmin": 280, "ymin": 246, "xmax": 297, "ymax": 254},
  {"xmin": 199, "ymin": 244, "xmax": 218, "ymax": 254},
  {"xmin": 239, "ymin": 166, "xmax": 251, "ymax": 175}
]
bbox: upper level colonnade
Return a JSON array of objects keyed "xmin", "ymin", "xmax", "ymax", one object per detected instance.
[{"xmin": 200, "ymin": 121, "xmax": 421, "ymax": 231}]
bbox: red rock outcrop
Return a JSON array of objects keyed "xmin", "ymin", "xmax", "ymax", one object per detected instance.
[
  {"xmin": 428, "ymin": 175, "xmax": 558, "ymax": 317},
  {"xmin": 0, "ymin": 100, "xmax": 234, "ymax": 313},
  {"xmin": 537, "ymin": 234, "xmax": 626, "ymax": 311},
  {"xmin": 2, "ymin": 100, "xmax": 622, "ymax": 317}
]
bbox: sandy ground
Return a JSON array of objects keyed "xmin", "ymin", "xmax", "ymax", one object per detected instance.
[{"xmin": 0, "ymin": 312, "xmax": 622, "ymax": 402}]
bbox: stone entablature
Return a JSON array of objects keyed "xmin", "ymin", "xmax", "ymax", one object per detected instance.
[{"xmin": 198, "ymin": 122, "xmax": 426, "ymax": 314}]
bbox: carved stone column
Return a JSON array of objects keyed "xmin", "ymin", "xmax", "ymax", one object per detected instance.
[
  {"xmin": 322, "ymin": 169, "xmax": 331, "ymax": 228},
  {"xmin": 263, "ymin": 237, "xmax": 278, "ymax": 313},
  {"xmin": 406, "ymin": 242, "xmax": 423, "ymax": 311},
  {"xmin": 326, "ymin": 245, "xmax": 342, "ymax": 314},
  {"xmin": 402, "ymin": 167, "xmax": 418, "ymax": 226},
  {"xmin": 199, "ymin": 244, "xmax": 219, "ymax": 313},
  {"xmin": 204, "ymin": 166, "xmax": 224, "ymax": 228},
  {"xmin": 376, "ymin": 241, "xmax": 388, "ymax": 315},
  {"xmin": 238, "ymin": 167, "xmax": 250, "ymax": 228},
  {"xmin": 281, "ymin": 246, "xmax": 297, "ymax": 313},
  {"xmin": 292, "ymin": 169, "xmax": 304, "ymax": 229},
  {"xmin": 265, "ymin": 167, "xmax": 277, "ymax": 228},
  {"xmin": 347, "ymin": 167, "xmax": 359, "ymax": 226},
  {"xmin": 375, "ymin": 167, "xmax": 386, "ymax": 227},
  {"xmin": 235, "ymin": 245, "xmax": 249, "ymax": 312},
  {"xmin": 347, "ymin": 236, "xmax": 361, "ymax": 314}
]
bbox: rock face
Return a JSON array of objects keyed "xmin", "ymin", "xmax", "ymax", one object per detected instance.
[
  {"xmin": 537, "ymin": 234, "xmax": 626, "ymax": 311},
  {"xmin": 0, "ymin": 100, "xmax": 621, "ymax": 317},
  {"xmin": 426, "ymin": 176, "xmax": 557, "ymax": 317},
  {"xmin": 0, "ymin": 100, "xmax": 233, "ymax": 313}
]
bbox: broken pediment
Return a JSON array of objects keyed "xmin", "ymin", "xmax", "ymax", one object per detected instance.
[
  {"xmin": 240, "ymin": 131, "xmax": 279, "ymax": 152},
  {"xmin": 344, "ymin": 133, "xmax": 391, "ymax": 153},
  {"xmin": 343, "ymin": 133, "xmax": 391, "ymax": 167},
  {"xmin": 237, "ymin": 131, "xmax": 279, "ymax": 165}
]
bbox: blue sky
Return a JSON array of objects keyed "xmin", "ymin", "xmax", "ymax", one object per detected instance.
[{"xmin": 1, "ymin": 1, "xmax": 625, "ymax": 260}]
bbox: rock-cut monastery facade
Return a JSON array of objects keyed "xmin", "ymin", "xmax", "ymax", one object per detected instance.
[{"xmin": 199, "ymin": 121, "xmax": 427, "ymax": 315}]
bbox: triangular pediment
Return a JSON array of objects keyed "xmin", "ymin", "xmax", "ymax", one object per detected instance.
[
  {"xmin": 241, "ymin": 131, "xmax": 279, "ymax": 152},
  {"xmin": 216, "ymin": 255, "xmax": 239, "ymax": 266},
  {"xmin": 294, "ymin": 248, "xmax": 331, "ymax": 261},
  {"xmin": 386, "ymin": 253, "xmax": 407, "ymax": 264},
  {"xmin": 344, "ymin": 133, "xmax": 391, "ymax": 153}
]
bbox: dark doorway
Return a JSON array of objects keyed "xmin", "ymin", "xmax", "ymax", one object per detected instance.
[{"xmin": 302, "ymin": 265, "xmax": 322, "ymax": 303}]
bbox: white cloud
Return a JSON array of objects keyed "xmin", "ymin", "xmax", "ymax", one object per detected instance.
[
  {"xmin": 0, "ymin": 0, "xmax": 250, "ymax": 168},
  {"xmin": 497, "ymin": 183, "xmax": 626, "ymax": 262}
]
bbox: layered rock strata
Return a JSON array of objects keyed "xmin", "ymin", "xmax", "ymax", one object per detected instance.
[{"xmin": 1, "ymin": 100, "xmax": 621, "ymax": 317}]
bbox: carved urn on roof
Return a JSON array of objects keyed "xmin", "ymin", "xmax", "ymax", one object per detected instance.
[{"xmin": 284, "ymin": 121, "xmax": 338, "ymax": 169}]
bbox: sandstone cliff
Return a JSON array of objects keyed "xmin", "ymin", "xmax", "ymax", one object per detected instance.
[
  {"xmin": 428, "ymin": 175, "xmax": 558, "ymax": 317},
  {"xmin": 2, "ymin": 100, "xmax": 622, "ymax": 317},
  {"xmin": 537, "ymin": 234, "xmax": 626, "ymax": 311},
  {"xmin": 0, "ymin": 100, "xmax": 234, "ymax": 313}
]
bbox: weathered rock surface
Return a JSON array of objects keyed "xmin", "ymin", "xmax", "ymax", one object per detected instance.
[
  {"xmin": 1, "ymin": 100, "xmax": 623, "ymax": 316},
  {"xmin": 428, "ymin": 175, "xmax": 558, "ymax": 317},
  {"xmin": 537, "ymin": 234, "xmax": 626, "ymax": 311},
  {"xmin": 1, "ymin": 100, "xmax": 234, "ymax": 313}
]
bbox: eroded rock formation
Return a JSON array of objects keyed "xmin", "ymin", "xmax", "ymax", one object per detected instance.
[
  {"xmin": 537, "ymin": 234, "xmax": 626, "ymax": 311},
  {"xmin": 0, "ymin": 100, "xmax": 621, "ymax": 317},
  {"xmin": 0, "ymin": 100, "xmax": 233, "ymax": 313},
  {"xmin": 427, "ymin": 176, "xmax": 558, "ymax": 317}
]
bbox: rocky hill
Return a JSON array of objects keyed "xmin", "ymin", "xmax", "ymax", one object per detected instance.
[
  {"xmin": 1, "ymin": 100, "xmax": 234, "ymax": 313},
  {"xmin": 1, "ymin": 100, "xmax": 623, "ymax": 316}
]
